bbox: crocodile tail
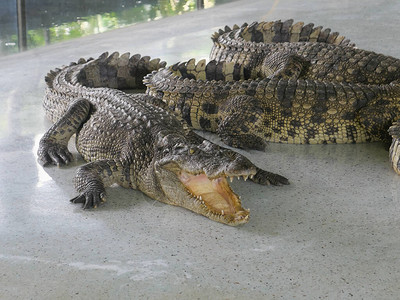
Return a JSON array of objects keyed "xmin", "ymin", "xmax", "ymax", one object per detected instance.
[
  {"xmin": 143, "ymin": 58, "xmax": 251, "ymax": 83},
  {"xmin": 44, "ymin": 56, "xmax": 93, "ymax": 122},
  {"xmin": 45, "ymin": 52, "xmax": 166, "ymax": 95},
  {"xmin": 211, "ymin": 19, "xmax": 354, "ymax": 45},
  {"xmin": 44, "ymin": 52, "xmax": 166, "ymax": 123},
  {"xmin": 145, "ymin": 58, "xmax": 246, "ymax": 92},
  {"xmin": 210, "ymin": 19, "xmax": 354, "ymax": 62},
  {"xmin": 143, "ymin": 68, "xmax": 172, "ymax": 98},
  {"xmin": 74, "ymin": 51, "xmax": 167, "ymax": 90},
  {"xmin": 168, "ymin": 58, "xmax": 251, "ymax": 81},
  {"xmin": 44, "ymin": 68, "xmax": 59, "ymax": 89},
  {"xmin": 44, "ymin": 55, "xmax": 94, "ymax": 89}
]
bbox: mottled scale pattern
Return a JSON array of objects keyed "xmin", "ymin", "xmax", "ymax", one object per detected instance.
[
  {"xmin": 210, "ymin": 19, "xmax": 354, "ymax": 75},
  {"xmin": 208, "ymin": 19, "xmax": 400, "ymax": 91},
  {"xmin": 38, "ymin": 19, "xmax": 400, "ymax": 218},
  {"xmin": 255, "ymin": 42, "xmax": 400, "ymax": 85},
  {"xmin": 389, "ymin": 121, "xmax": 400, "ymax": 175},
  {"xmin": 145, "ymin": 63, "xmax": 400, "ymax": 146},
  {"xmin": 39, "ymin": 51, "xmax": 290, "ymax": 225},
  {"xmin": 142, "ymin": 19, "xmax": 400, "ymax": 150},
  {"xmin": 42, "ymin": 52, "xmax": 182, "ymax": 192}
]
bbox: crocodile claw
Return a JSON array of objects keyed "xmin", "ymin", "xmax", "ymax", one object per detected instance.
[
  {"xmin": 37, "ymin": 143, "xmax": 73, "ymax": 166},
  {"xmin": 251, "ymin": 169, "xmax": 289, "ymax": 186},
  {"xmin": 388, "ymin": 121, "xmax": 400, "ymax": 138},
  {"xmin": 70, "ymin": 192, "xmax": 106, "ymax": 209}
]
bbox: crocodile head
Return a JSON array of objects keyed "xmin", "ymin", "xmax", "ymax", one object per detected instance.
[{"xmin": 151, "ymin": 132, "xmax": 257, "ymax": 226}]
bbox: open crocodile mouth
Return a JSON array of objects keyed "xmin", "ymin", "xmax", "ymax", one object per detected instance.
[{"xmin": 177, "ymin": 171, "xmax": 250, "ymax": 225}]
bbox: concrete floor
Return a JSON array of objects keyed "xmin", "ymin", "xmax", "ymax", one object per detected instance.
[{"xmin": 1, "ymin": 0, "xmax": 400, "ymax": 299}]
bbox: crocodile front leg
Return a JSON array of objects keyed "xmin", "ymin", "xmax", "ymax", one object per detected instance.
[
  {"xmin": 38, "ymin": 98, "xmax": 91, "ymax": 166},
  {"xmin": 71, "ymin": 159, "xmax": 128, "ymax": 209},
  {"xmin": 358, "ymin": 102, "xmax": 397, "ymax": 144},
  {"xmin": 262, "ymin": 52, "xmax": 310, "ymax": 80},
  {"xmin": 251, "ymin": 168, "xmax": 289, "ymax": 185},
  {"xmin": 209, "ymin": 141, "xmax": 289, "ymax": 185},
  {"xmin": 217, "ymin": 95, "xmax": 266, "ymax": 150}
]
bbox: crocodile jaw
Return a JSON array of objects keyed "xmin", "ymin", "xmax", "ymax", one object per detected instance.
[
  {"xmin": 169, "ymin": 170, "xmax": 250, "ymax": 226},
  {"xmin": 153, "ymin": 134, "xmax": 255, "ymax": 225}
]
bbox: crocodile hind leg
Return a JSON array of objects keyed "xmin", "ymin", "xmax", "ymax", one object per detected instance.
[
  {"xmin": 37, "ymin": 98, "xmax": 91, "ymax": 166},
  {"xmin": 71, "ymin": 159, "xmax": 128, "ymax": 209},
  {"xmin": 261, "ymin": 52, "xmax": 310, "ymax": 80},
  {"xmin": 358, "ymin": 103, "xmax": 398, "ymax": 145},
  {"xmin": 217, "ymin": 95, "xmax": 266, "ymax": 150}
]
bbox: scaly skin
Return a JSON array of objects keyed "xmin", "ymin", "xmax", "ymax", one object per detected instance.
[
  {"xmin": 37, "ymin": 19, "xmax": 400, "ymax": 222},
  {"xmin": 38, "ymin": 52, "xmax": 288, "ymax": 226},
  {"xmin": 167, "ymin": 20, "xmax": 400, "ymax": 172},
  {"xmin": 389, "ymin": 122, "xmax": 400, "ymax": 175},
  {"xmin": 142, "ymin": 20, "xmax": 400, "ymax": 149},
  {"xmin": 145, "ymin": 63, "xmax": 400, "ymax": 147},
  {"xmin": 210, "ymin": 20, "xmax": 353, "ymax": 80},
  {"xmin": 246, "ymin": 42, "xmax": 400, "ymax": 84},
  {"xmin": 210, "ymin": 19, "xmax": 353, "ymax": 65},
  {"xmin": 209, "ymin": 20, "xmax": 400, "ymax": 85},
  {"xmin": 210, "ymin": 20, "xmax": 354, "ymax": 57}
]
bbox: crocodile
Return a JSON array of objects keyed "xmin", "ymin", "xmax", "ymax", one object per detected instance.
[
  {"xmin": 142, "ymin": 19, "xmax": 400, "ymax": 149},
  {"xmin": 208, "ymin": 20, "xmax": 400, "ymax": 86},
  {"xmin": 210, "ymin": 19, "xmax": 357, "ymax": 81},
  {"xmin": 37, "ymin": 19, "xmax": 400, "ymax": 224},
  {"xmin": 145, "ymin": 64, "xmax": 400, "ymax": 148},
  {"xmin": 37, "ymin": 53, "xmax": 288, "ymax": 226},
  {"xmin": 210, "ymin": 19, "xmax": 355, "ymax": 61}
]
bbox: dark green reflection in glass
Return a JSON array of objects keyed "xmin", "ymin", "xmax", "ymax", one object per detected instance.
[{"xmin": 1, "ymin": 0, "xmax": 225, "ymax": 56}]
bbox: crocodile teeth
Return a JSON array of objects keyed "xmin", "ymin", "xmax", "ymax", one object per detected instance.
[
  {"xmin": 221, "ymin": 210, "xmax": 225, "ymax": 216},
  {"xmin": 243, "ymin": 175, "xmax": 248, "ymax": 181},
  {"xmin": 229, "ymin": 177, "xmax": 233, "ymax": 183},
  {"xmin": 250, "ymin": 174, "xmax": 254, "ymax": 179}
]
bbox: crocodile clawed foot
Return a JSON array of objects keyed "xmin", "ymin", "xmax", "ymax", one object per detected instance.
[
  {"xmin": 70, "ymin": 191, "xmax": 106, "ymax": 209},
  {"xmin": 251, "ymin": 168, "xmax": 289, "ymax": 186},
  {"xmin": 388, "ymin": 121, "xmax": 400, "ymax": 138},
  {"xmin": 37, "ymin": 143, "xmax": 74, "ymax": 166},
  {"xmin": 221, "ymin": 135, "xmax": 267, "ymax": 151}
]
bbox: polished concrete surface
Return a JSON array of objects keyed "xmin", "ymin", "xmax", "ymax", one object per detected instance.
[{"xmin": 1, "ymin": 0, "xmax": 400, "ymax": 299}]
